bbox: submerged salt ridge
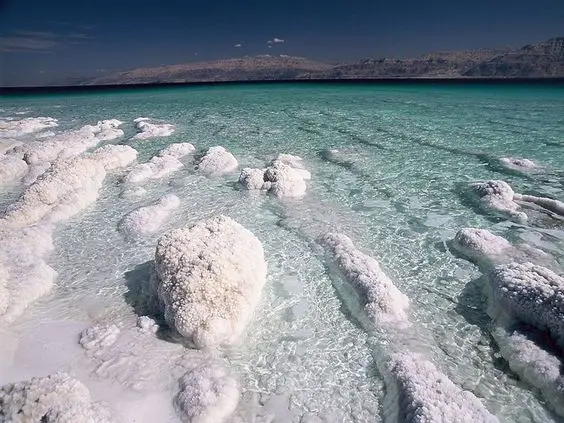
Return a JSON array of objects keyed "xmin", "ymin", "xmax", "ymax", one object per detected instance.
[{"xmin": 1, "ymin": 85, "xmax": 563, "ymax": 423}]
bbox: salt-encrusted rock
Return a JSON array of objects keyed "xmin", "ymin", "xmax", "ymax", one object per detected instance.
[
  {"xmin": 119, "ymin": 194, "xmax": 180, "ymax": 237},
  {"xmin": 500, "ymin": 157, "xmax": 538, "ymax": 172},
  {"xmin": 132, "ymin": 118, "xmax": 175, "ymax": 139},
  {"xmin": 158, "ymin": 143, "xmax": 196, "ymax": 159},
  {"xmin": 89, "ymin": 144, "xmax": 138, "ymax": 170},
  {"xmin": 468, "ymin": 180, "xmax": 527, "ymax": 222},
  {"xmin": 514, "ymin": 193, "xmax": 564, "ymax": 216},
  {"xmin": 488, "ymin": 262, "xmax": 564, "ymax": 348},
  {"xmin": 451, "ymin": 228, "xmax": 512, "ymax": 265},
  {"xmin": 238, "ymin": 167, "xmax": 268, "ymax": 190},
  {"xmin": 196, "ymin": 146, "xmax": 238, "ymax": 176},
  {"xmin": 0, "ymin": 116, "xmax": 58, "ymax": 138},
  {"xmin": 385, "ymin": 352, "xmax": 499, "ymax": 423},
  {"xmin": 493, "ymin": 327, "xmax": 564, "ymax": 417},
  {"xmin": 264, "ymin": 161, "xmax": 308, "ymax": 198},
  {"xmin": 0, "ymin": 154, "xmax": 28, "ymax": 185},
  {"xmin": 124, "ymin": 155, "xmax": 184, "ymax": 184},
  {"xmin": 153, "ymin": 215, "xmax": 267, "ymax": 348},
  {"xmin": 323, "ymin": 232, "xmax": 409, "ymax": 327},
  {"xmin": 175, "ymin": 360, "xmax": 240, "ymax": 423},
  {"xmin": 272, "ymin": 154, "xmax": 311, "ymax": 180},
  {"xmin": 0, "ymin": 372, "xmax": 116, "ymax": 423}
]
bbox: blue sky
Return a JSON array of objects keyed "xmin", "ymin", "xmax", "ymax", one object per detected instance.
[{"xmin": 1, "ymin": 0, "xmax": 563, "ymax": 86}]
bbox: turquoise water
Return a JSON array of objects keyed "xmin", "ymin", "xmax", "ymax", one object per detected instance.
[{"xmin": 1, "ymin": 84, "xmax": 563, "ymax": 422}]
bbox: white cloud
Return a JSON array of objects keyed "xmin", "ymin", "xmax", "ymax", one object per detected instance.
[
  {"xmin": 267, "ymin": 38, "xmax": 285, "ymax": 45},
  {"xmin": 234, "ymin": 43, "xmax": 242, "ymax": 47}
]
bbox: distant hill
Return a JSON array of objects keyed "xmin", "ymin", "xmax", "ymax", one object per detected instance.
[{"xmin": 83, "ymin": 37, "xmax": 564, "ymax": 85}]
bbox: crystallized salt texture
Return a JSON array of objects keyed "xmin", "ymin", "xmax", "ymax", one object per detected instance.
[
  {"xmin": 0, "ymin": 154, "xmax": 28, "ymax": 185},
  {"xmin": 152, "ymin": 215, "xmax": 267, "ymax": 348},
  {"xmin": 0, "ymin": 116, "xmax": 58, "ymax": 138},
  {"xmin": 119, "ymin": 194, "xmax": 180, "ymax": 237},
  {"xmin": 124, "ymin": 155, "xmax": 184, "ymax": 184},
  {"xmin": 493, "ymin": 327, "xmax": 564, "ymax": 417},
  {"xmin": 132, "ymin": 118, "xmax": 175, "ymax": 140},
  {"xmin": 514, "ymin": 194, "xmax": 564, "ymax": 216},
  {"xmin": 0, "ymin": 372, "xmax": 116, "ymax": 423},
  {"xmin": 196, "ymin": 146, "xmax": 238, "ymax": 176},
  {"xmin": 322, "ymin": 232, "xmax": 409, "ymax": 327},
  {"xmin": 488, "ymin": 262, "xmax": 564, "ymax": 348},
  {"xmin": 468, "ymin": 180, "xmax": 527, "ymax": 222},
  {"xmin": 451, "ymin": 228, "xmax": 512, "ymax": 264},
  {"xmin": 384, "ymin": 352, "xmax": 499, "ymax": 423},
  {"xmin": 175, "ymin": 360, "xmax": 240, "ymax": 423},
  {"xmin": 157, "ymin": 143, "xmax": 196, "ymax": 159},
  {"xmin": 500, "ymin": 157, "xmax": 538, "ymax": 172},
  {"xmin": 88, "ymin": 144, "xmax": 138, "ymax": 171},
  {"xmin": 239, "ymin": 153, "xmax": 311, "ymax": 198}
]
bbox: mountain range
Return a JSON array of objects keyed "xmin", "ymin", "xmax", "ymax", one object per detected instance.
[{"xmin": 84, "ymin": 37, "xmax": 564, "ymax": 85}]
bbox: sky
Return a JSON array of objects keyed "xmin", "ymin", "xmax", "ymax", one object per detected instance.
[{"xmin": 1, "ymin": 0, "xmax": 563, "ymax": 86}]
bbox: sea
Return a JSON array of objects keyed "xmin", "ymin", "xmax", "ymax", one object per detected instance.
[{"xmin": 0, "ymin": 82, "xmax": 563, "ymax": 422}]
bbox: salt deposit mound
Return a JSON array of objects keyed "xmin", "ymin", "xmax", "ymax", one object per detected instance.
[
  {"xmin": 451, "ymin": 228, "xmax": 512, "ymax": 265},
  {"xmin": 157, "ymin": 142, "xmax": 195, "ymax": 159},
  {"xmin": 500, "ymin": 157, "xmax": 538, "ymax": 172},
  {"xmin": 0, "ymin": 154, "xmax": 28, "ymax": 185},
  {"xmin": 124, "ymin": 155, "xmax": 183, "ymax": 184},
  {"xmin": 0, "ymin": 372, "xmax": 116, "ymax": 423},
  {"xmin": 11, "ymin": 119, "xmax": 124, "ymax": 166},
  {"xmin": 239, "ymin": 153, "xmax": 311, "ymax": 198},
  {"xmin": 196, "ymin": 146, "xmax": 238, "ymax": 176},
  {"xmin": 322, "ymin": 232, "xmax": 409, "ymax": 328},
  {"xmin": 175, "ymin": 360, "xmax": 240, "ymax": 423},
  {"xmin": 488, "ymin": 262, "xmax": 564, "ymax": 348},
  {"xmin": 514, "ymin": 193, "xmax": 564, "ymax": 216},
  {"xmin": 132, "ymin": 117, "xmax": 175, "ymax": 140},
  {"xmin": 152, "ymin": 215, "xmax": 267, "ymax": 348},
  {"xmin": 468, "ymin": 180, "xmax": 527, "ymax": 222},
  {"xmin": 89, "ymin": 144, "xmax": 138, "ymax": 171},
  {"xmin": 0, "ymin": 116, "xmax": 58, "ymax": 138},
  {"xmin": 384, "ymin": 352, "xmax": 499, "ymax": 423},
  {"xmin": 119, "ymin": 194, "xmax": 180, "ymax": 237},
  {"xmin": 493, "ymin": 327, "xmax": 564, "ymax": 417},
  {"xmin": 0, "ymin": 224, "xmax": 56, "ymax": 323}
]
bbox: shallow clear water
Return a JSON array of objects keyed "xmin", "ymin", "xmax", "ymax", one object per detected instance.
[{"xmin": 1, "ymin": 83, "xmax": 563, "ymax": 422}]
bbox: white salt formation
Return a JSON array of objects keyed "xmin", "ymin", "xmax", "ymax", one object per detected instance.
[
  {"xmin": 493, "ymin": 327, "xmax": 564, "ymax": 417},
  {"xmin": 0, "ymin": 372, "xmax": 116, "ymax": 423},
  {"xmin": 385, "ymin": 352, "xmax": 499, "ymax": 423},
  {"xmin": 514, "ymin": 193, "xmax": 564, "ymax": 216},
  {"xmin": 175, "ymin": 360, "xmax": 240, "ymax": 423},
  {"xmin": 196, "ymin": 146, "xmax": 238, "ymax": 176},
  {"xmin": 238, "ymin": 153, "xmax": 311, "ymax": 198},
  {"xmin": 488, "ymin": 262, "xmax": 564, "ymax": 348},
  {"xmin": 500, "ymin": 157, "xmax": 538, "ymax": 172},
  {"xmin": 11, "ymin": 119, "xmax": 124, "ymax": 166},
  {"xmin": 0, "ymin": 116, "xmax": 58, "ymax": 138},
  {"xmin": 132, "ymin": 117, "xmax": 175, "ymax": 139},
  {"xmin": 451, "ymin": 228, "xmax": 512, "ymax": 265},
  {"xmin": 323, "ymin": 232, "xmax": 409, "ymax": 327},
  {"xmin": 468, "ymin": 180, "xmax": 527, "ymax": 222},
  {"xmin": 157, "ymin": 142, "xmax": 196, "ymax": 159},
  {"xmin": 0, "ymin": 146, "xmax": 136, "ymax": 323},
  {"xmin": 0, "ymin": 154, "xmax": 28, "ymax": 185},
  {"xmin": 119, "ymin": 194, "xmax": 180, "ymax": 237},
  {"xmin": 0, "ymin": 223, "xmax": 56, "ymax": 323},
  {"xmin": 152, "ymin": 215, "xmax": 267, "ymax": 348}
]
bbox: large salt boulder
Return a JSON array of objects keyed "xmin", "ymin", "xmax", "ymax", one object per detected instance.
[
  {"xmin": 239, "ymin": 168, "xmax": 268, "ymax": 190},
  {"xmin": 152, "ymin": 215, "xmax": 267, "ymax": 348},
  {"xmin": 132, "ymin": 118, "xmax": 175, "ymax": 139},
  {"xmin": 488, "ymin": 262, "xmax": 564, "ymax": 348},
  {"xmin": 196, "ymin": 146, "xmax": 238, "ymax": 176},
  {"xmin": 119, "ymin": 194, "xmax": 180, "ymax": 237},
  {"xmin": 468, "ymin": 180, "xmax": 527, "ymax": 222},
  {"xmin": 385, "ymin": 352, "xmax": 499, "ymax": 423},
  {"xmin": 322, "ymin": 232, "xmax": 409, "ymax": 327},
  {"xmin": 175, "ymin": 360, "xmax": 240, "ymax": 423},
  {"xmin": 0, "ymin": 372, "xmax": 116, "ymax": 423}
]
